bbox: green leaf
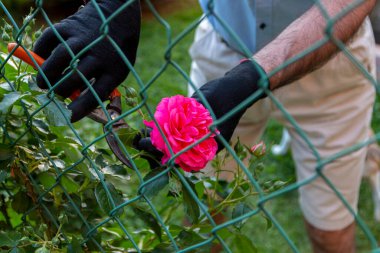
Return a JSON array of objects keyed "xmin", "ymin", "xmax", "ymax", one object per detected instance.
[
  {"xmin": 141, "ymin": 168, "xmax": 169, "ymax": 198},
  {"xmin": 46, "ymin": 139, "xmax": 90, "ymax": 178},
  {"xmin": 152, "ymin": 243, "xmax": 175, "ymax": 253},
  {"xmin": 181, "ymin": 178, "xmax": 200, "ymax": 224},
  {"xmin": 115, "ymin": 127, "xmax": 139, "ymax": 147},
  {"xmin": 16, "ymin": 146, "xmax": 37, "ymax": 166},
  {"xmin": 233, "ymin": 137, "xmax": 243, "ymax": 154},
  {"xmin": 133, "ymin": 207, "xmax": 162, "ymax": 241},
  {"xmin": 103, "ymin": 164, "xmax": 127, "ymax": 176},
  {"xmin": 52, "ymin": 159, "xmax": 65, "ymax": 169},
  {"xmin": 11, "ymin": 191, "xmax": 32, "ymax": 214},
  {"xmin": 94, "ymin": 182, "xmax": 124, "ymax": 216},
  {"xmin": 0, "ymin": 143, "xmax": 14, "ymax": 162},
  {"xmin": 194, "ymin": 180, "xmax": 205, "ymax": 199},
  {"xmin": 61, "ymin": 175, "xmax": 80, "ymax": 194},
  {"xmin": 262, "ymin": 213, "xmax": 273, "ymax": 231},
  {"xmin": 228, "ymin": 234, "xmax": 257, "ymax": 253},
  {"xmin": 28, "ymin": 75, "xmax": 41, "ymax": 92},
  {"xmin": 34, "ymin": 247, "xmax": 49, "ymax": 253},
  {"xmin": 0, "ymin": 82, "xmax": 13, "ymax": 92},
  {"xmin": 168, "ymin": 176, "xmax": 182, "ymax": 198},
  {"xmin": 103, "ymin": 173, "xmax": 131, "ymax": 194},
  {"xmin": 67, "ymin": 237, "xmax": 84, "ymax": 253},
  {"xmin": 95, "ymin": 154, "xmax": 108, "ymax": 168},
  {"xmin": 0, "ymin": 231, "xmax": 22, "ymax": 247},
  {"xmin": 36, "ymin": 94, "xmax": 72, "ymax": 126},
  {"xmin": 273, "ymin": 180, "xmax": 288, "ymax": 190},
  {"xmin": 0, "ymin": 92, "xmax": 26, "ymax": 114},
  {"xmin": 99, "ymin": 227, "xmax": 122, "ymax": 242},
  {"xmin": 176, "ymin": 230, "xmax": 206, "ymax": 248},
  {"xmin": 10, "ymin": 247, "xmax": 25, "ymax": 253},
  {"xmin": 0, "ymin": 52, "xmax": 19, "ymax": 78},
  {"xmin": 232, "ymin": 203, "xmax": 253, "ymax": 229},
  {"xmin": 32, "ymin": 119, "xmax": 57, "ymax": 140},
  {"xmin": 9, "ymin": 118, "xmax": 22, "ymax": 128},
  {"xmin": 37, "ymin": 172, "xmax": 56, "ymax": 190}
]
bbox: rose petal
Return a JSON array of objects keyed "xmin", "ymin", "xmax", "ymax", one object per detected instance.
[{"xmin": 147, "ymin": 95, "xmax": 218, "ymax": 172}]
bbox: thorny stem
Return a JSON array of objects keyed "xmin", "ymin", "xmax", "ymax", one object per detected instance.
[
  {"xmin": 212, "ymin": 182, "xmax": 247, "ymax": 212},
  {"xmin": 214, "ymin": 192, "xmax": 257, "ymax": 212},
  {"xmin": 195, "ymin": 180, "xmax": 256, "ymax": 223}
]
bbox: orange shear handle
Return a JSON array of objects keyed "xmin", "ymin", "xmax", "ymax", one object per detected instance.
[{"xmin": 7, "ymin": 43, "xmax": 121, "ymax": 100}]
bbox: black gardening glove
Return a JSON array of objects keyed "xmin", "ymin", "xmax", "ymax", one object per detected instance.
[
  {"xmin": 191, "ymin": 60, "xmax": 267, "ymax": 151},
  {"xmin": 133, "ymin": 128, "xmax": 163, "ymax": 170},
  {"xmin": 34, "ymin": 0, "xmax": 141, "ymax": 122}
]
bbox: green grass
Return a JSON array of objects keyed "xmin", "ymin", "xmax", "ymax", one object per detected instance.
[{"xmin": 127, "ymin": 5, "xmax": 203, "ymax": 109}]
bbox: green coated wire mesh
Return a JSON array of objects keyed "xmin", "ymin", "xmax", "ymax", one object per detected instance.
[{"xmin": 1, "ymin": 0, "xmax": 380, "ymax": 252}]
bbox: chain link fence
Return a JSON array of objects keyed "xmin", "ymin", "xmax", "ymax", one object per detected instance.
[{"xmin": 0, "ymin": 0, "xmax": 380, "ymax": 252}]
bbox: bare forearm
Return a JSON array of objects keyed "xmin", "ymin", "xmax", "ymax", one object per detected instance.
[{"xmin": 253, "ymin": 0, "xmax": 376, "ymax": 90}]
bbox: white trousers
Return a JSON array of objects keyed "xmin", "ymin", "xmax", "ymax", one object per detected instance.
[{"xmin": 188, "ymin": 18, "xmax": 376, "ymax": 230}]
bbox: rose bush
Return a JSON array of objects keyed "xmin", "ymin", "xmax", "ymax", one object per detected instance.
[{"xmin": 144, "ymin": 95, "xmax": 218, "ymax": 172}]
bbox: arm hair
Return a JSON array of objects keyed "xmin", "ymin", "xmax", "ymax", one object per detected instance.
[{"xmin": 253, "ymin": 0, "xmax": 376, "ymax": 90}]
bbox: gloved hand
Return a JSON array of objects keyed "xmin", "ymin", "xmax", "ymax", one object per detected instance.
[
  {"xmin": 133, "ymin": 128, "xmax": 163, "ymax": 170},
  {"xmin": 191, "ymin": 60, "xmax": 267, "ymax": 150},
  {"xmin": 33, "ymin": 0, "xmax": 141, "ymax": 122},
  {"xmin": 134, "ymin": 60, "xmax": 267, "ymax": 164}
]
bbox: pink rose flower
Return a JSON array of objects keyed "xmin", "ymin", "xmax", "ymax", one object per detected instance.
[{"xmin": 144, "ymin": 95, "xmax": 218, "ymax": 172}]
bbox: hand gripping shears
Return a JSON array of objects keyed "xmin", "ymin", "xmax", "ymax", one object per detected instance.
[{"xmin": 8, "ymin": 43, "xmax": 133, "ymax": 168}]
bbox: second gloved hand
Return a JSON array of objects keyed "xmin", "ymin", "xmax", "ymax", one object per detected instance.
[
  {"xmin": 33, "ymin": 0, "xmax": 141, "ymax": 122},
  {"xmin": 133, "ymin": 128, "xmax": 163, "ymax": 170},
  {"xmin": 191, "ymin": 60, "xmax": 267, "ymax": 151}
]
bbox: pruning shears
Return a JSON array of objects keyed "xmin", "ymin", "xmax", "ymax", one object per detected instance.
[{"xmin": 7, "ymin": 43, "xmax": 133, "ymax": 168}]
